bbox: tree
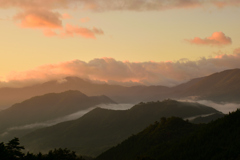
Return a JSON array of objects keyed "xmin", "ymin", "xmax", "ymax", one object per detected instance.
[
  {"xmin": 6, "ymin": 137, "xmax": 25, "ymax": 160},
  {"xmin": 0, "ymin": 142, "xmax": 8, "ymax": 160}
]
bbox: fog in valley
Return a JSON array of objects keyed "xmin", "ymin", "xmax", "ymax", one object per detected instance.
[{"xmin": 0, "ymin": 103, "xmax": 134, "ymax": 137}]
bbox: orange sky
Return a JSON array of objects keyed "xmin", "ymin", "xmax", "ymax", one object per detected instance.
[{"xmin": 0, "ymin": 0, "xmax": 240, "ymax": 87}]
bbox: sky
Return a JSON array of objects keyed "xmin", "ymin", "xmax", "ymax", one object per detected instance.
[{"xmin": 0, "ymin": 0, "xmax": 240, "ymax": 87}]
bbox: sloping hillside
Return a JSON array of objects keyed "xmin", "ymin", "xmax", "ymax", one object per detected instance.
[
  {"xmin": 172, "ymin": 68, "xmax": 240, "ymax": 102},
  {"xmin": 0, "ymin": 90, "xmax": 115, "ymax": 140},
  {"xmin": 21, "ymin": 100, "xmax": 220, "ymax": 156},
  {"xmin": 96, "ymin": 109, "xmax": 240, "ymax": 160}
]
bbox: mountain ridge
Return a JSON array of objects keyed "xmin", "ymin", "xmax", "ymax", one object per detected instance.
[
  {"xmin": 0, "ymin": 90, "xmax": 115, "ymax": 141},
  {"xmin": 0, "ymin": 68, "xmax": 240, "ymax": 109},
  {"xmin": 20, "ymin": 100, "xmax": 221, "ymax": 156},
  {"xmin": 96, "ymin": 109, "xmax": 240, "ymax": 160}
]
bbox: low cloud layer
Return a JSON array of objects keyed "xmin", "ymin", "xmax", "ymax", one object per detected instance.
[
  {"xmin": 186, "ymin": 32, "xmax": 232, "ymax": 46},
  {"xmin": 197, "ymin": 100, "xmax": 240, "ymax": 114},
  {"xmin": 181, "ymin": 100, "xmax": 240, "ymax": 114},
  {"xmin": 0, "ymin": 103, "xmax": 134, "ymax": 137},
  {"xmin": 1, "ymin": 52, "xmax": 240, "ymax": 88}
]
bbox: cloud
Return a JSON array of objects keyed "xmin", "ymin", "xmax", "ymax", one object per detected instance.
[
  {"xmin": 97, "ymin": 103, "xmax": 134, "ymax": 110},
  {"xmin": 14, "ymin": 9, "xmax": 62, "ymax": 29},
  {"xmin": 0, "ymin": 0, "xmax": 72, "ymax": 10},
  {"xmin": 61, "ymin": 24, "xmax": 104, "ymax": 38},
  {"xmin": 0, "ymin": 0, "xmax": 240, "ymax": 12},
  {"xmin": 69, "ymin": 0, "xmax": 240, "ymax": 11},
  {"xmin": 13, "ymin": 10, "xmax": 103, "ymax": 38},
  {"xmin": 2, "ymin": 0, "xmax": 240, "ymax": 38},
  {"xmin": 43, "ymin": 29, "xmax": 58, "ymax": 37},
  {"xmin": 1, "ymin": 52, "xmax": 240, "ymax": 88},
  {"xmin": 0, "ymin": 103, "xmax": 134, "ymax": 137},
  {"xmin": 213, "ymin": 0, "xmax": 240, "ymax": 8},
  {"xmin": 196, "ymin": 100, "xmax": 240, "ymax": 114},
  {"xmin": 1, "ymin": 0, "xmax": 103, "ymax": 38},
  {"xmin": 180, "ymin": 99, "xmax": 240, "ymax": 114},
  {"xmin": 186, "ymin": 32, "xmax": 232, "ymax": 46},
  {"xmin": 62, "ymin": 13, "xmax": 72, "ymax": 19},
  {"xmin": 80, "ymin": 17, "xmax": 90, "ymax": 23},
  {"xmin": 234, "ymin": 48, "xmax": 240, "ymax": 54}
]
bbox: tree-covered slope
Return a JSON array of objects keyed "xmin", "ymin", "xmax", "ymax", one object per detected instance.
[
  {"xmin": 96, "ymin": 109, "xmax": 240, "ymax": 160},
  {"xmin": 0, "ymin": 90, "xmax": 115, "ymax": 141},
  {"xmin": 21, "ymin": 100, "xmax": 220, "ymax": 156}
]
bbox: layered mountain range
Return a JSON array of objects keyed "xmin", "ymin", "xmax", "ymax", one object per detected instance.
[
  {"xmin": 1, "ymin": 68, "xmax": 240, "ymax": 110},
  {"xmin": 0, "ymin": 90, "xmax": 115, "ymax": 141},
  {"xmin": 20, "ymin": 100, "xmax": 221, "ymax": 156},
  {"xmin": 0, "ymin": 68, "xmax": 238, "ymax": 159}
]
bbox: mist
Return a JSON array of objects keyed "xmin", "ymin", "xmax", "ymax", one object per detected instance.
[
  {"xmin": 184, "ymin": 113, "xmax": 216, "ymax": 121},
  {"xmin": 97, "ymin": 103, "xmax": 134, "ymax": 110},
  {"xmin": 1, "ymin": 103, "xmax": 134, "ymax": 137},
  {"xmin": 180, "ymin": 99, "xmax": 240, "ymax": 114},
  {"xmin": 196, "ymin": 100, "xmax": 240, "ymax": 114}
]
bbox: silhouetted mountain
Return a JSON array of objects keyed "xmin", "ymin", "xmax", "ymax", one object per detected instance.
[
  {"xmin": 0, "ymin": 90, "xmax": 115, "ymax": 140},
  {"xmin": 96, "ymin": 109, "xmax": 240, "ymax": 160},
  {"xmin": 0, "ymin": 68, "xmax": 240, "ymax": 110},
  {"xmin": 171, "ymin": 68, "xmax": 240, "ymax": 102},
  {"xmin": 21, "ymin": 100, "xmax": 220, "ymax": 156},
  {"xmin": 0, "ymin": 77, "xmax": 169, "ymax": 109}
]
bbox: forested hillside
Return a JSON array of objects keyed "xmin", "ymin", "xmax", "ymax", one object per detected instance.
[
  {"xmin": 96, "ymin": 109, "xmax": 240, "ymax": 160},
  {"xmin": 21, "ymin": 100, "xmax": 219, "ymax": 156}
]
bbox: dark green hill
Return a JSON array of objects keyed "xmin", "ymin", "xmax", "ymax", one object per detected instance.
[
  {"xmin": 96, "ymin": 110, "xmax": 240, "ymax": 160},
  {"xmin": 0, "ymin": 90, "xmax": 115, "ymax": 140},
  {"xmin": 21, "ymin": 100, "xmax": 220, "ymax": 156}
]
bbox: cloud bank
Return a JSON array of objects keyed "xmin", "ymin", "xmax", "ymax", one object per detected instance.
[
  {"xmin": 186, "ymin": 32, "xmax": 232, "ymax": 46},
  {"xmin": 1, "ymin": 52, "xmax": 240, "ymax": 88},
  {"xmin": 0, "ymin": 0, "xmax": 240, "ymax": 36},
  {"xmin": 0, "ymin": 0, "xmax": 104, "ymax": 38},
  {"xmin": 1, "ymin": 0, "xmax": 239, "ymax": 11}
]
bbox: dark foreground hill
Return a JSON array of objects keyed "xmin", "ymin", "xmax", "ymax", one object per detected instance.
[
  {"xmin": 96, "ymin": 109, "xmax": 240, "ymax": 160},
  {"xmin": 0, "ymin": 90, "xmax": 115, "ymax": 141},
  {"xmin": 21, "ymin": 100, "xmax": 220, "ymax": 156}
]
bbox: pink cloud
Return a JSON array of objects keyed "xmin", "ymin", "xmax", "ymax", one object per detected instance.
[
  {"xmin": 13, "ymin": 9, "xmax": 103, "ymax": 39},
  {"xmin": 0, "ymin": 0, "xmax": 72, "ymax": 10},
  {"xmin": 234, "ymin": 48, "xmax": 240, "ymax": 54},
  {"xmin": 0, "ymin": 0, "xmax": 240, "ymax": 12},
  {"xmin": 80, "ymin": 17, "xmax": 90, "ymax": 23},
  {"xmin": 62, "ymin": 13, "xmax": 72, "ymax": 19},
  {"xmin": 43, "ymin": 29, "xmax": 58, "ymax": 37},
  {"xmin": 213, "ymin": 1, "xmax": 240, "ymax": 8},
  {"xmin": 14, "ymin": 9, "xmax": 62, "ymax": 29},
  {"xmin": 61, "ymin": 24, "xmax": 104, "ymax": 39},
  {"xmin": 186, "ymin": 32, "xmax": 232, "ymax": 46},
  {"xmin": 2, "ymin": 52, "xmax": 240, "ymax": 88},
  {"xmin": 1, "ymin": 0, "xmax": 239, "ymax": 39}
]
